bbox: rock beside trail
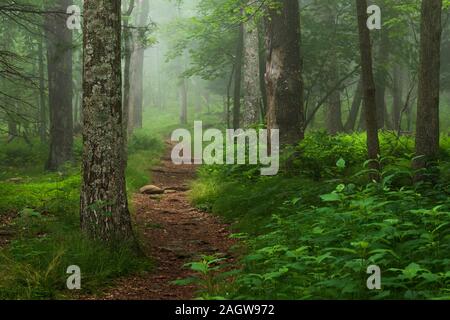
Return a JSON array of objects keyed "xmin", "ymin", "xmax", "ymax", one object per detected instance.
[{"xmin": 140, "ymin": 185, "xmax": 164, "ymax": 195}]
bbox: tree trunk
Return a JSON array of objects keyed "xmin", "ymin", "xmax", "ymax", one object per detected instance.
[
  {"xmin": 38, "ymin": 31, "xmax": 47, "ymax": 143},
  {"xmin": 81, "ymin": 0, "xmax": 134, "ymax": 243},
  {"xmin": 233, "ymin": 19, "xmax": 244, "ymax": 130},
  {"xmin": 179, "ymin": 77, "xmax": 188, "ymax": 125},
  {"xmin": 344, "ymin": 78, "xmax": 363, "ymax": 132},
  {"xmin": 326, "ymin": 89, "xmax": 344, "ymax": 135},
  {"xmin": 375, "ymin": 31, "xmax": 390, "ymax": 129},
  {"xmin": 265, "ymin": 0, "xmax": 305, "ymax": 145},
  {"xmin": 391, "ymin": 64, "xmax": 403, "ymax": 131},
  {"xmin": 130, "ymin": 0, "xmax": 150, "ymax": 129},
  {"xmin": 242, "ymin": 4, "xmax": 261, "ymax": 127},
  {"xmin": 414, "ymin": 0, "xmax": 442, "ymax": 177},
  {"xmin": 123, "ymin": 0, "xmax": 135, "ymax": 136},
  {"xmin": 258, "ymin": 20, "xmax": 268, "ymax": 120},
  {"xmin": 44, "ymin": 0, "xmax": 73, "ymax": 171},
  {"xmin": 326, "ymin": 54, "xmax": 344, "ymax": 135},
  {"xmin": 356, "ymin": 0, "xmax": 381, "ymax": 180}
]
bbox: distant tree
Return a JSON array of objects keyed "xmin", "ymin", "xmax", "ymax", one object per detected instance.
[
  {"xmin": 413, "ymin": 0, "xmax": 443, "ymax": 179},
  {"xmin": 80, "ymin": 0, "xmax": 134, "ymax": 243},
  {"xmin": 373, "ymin": 25, "xmax": 391, "ymax": 129},
  {"xmin": 44, "ymin": 0, "xmax": 73, "ymax": 170},
  {"xmin": 242, "ymin": 1, "xmax": 262, "ymax": 127},
  {"xmin": 123, "ymin": 0, "xmax": 136, "ymax": 136},
  {"xmin": 233, "ymin": 17, "xmax": 244, "ymax": 130},
  {"xmin": 355, "ymin": 0, "xmax": 381, "ymax": 180},
  {"xmin": 179, "ymin": 72, "xmax": 188, "ymax": 125},
  {"xmin": 344, "ymin": 78, "xmax": 363, "ymax": 132},
  {"xmin": 265, "ymin": 0, "xmax": 305, "ymax": 145},
  {"xmin": 324, "ymin": 2, "xmax": 344, "ymax": 135},
  {"xmin": 129, "ymin": 0, "xmax": 151, "ymax": 129},
  {"xmin": 391, "ymin": 64, "xmax": 403, "ymax": 131}
]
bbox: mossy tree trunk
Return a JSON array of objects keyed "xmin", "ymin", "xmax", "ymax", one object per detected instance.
[{"xmin": 81, "ymin": 0, "xmax": 134, "ymax": 243}]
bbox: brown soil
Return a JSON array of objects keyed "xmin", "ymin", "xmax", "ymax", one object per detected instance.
[{"xmin": 92, "ymin": 142, "xmax": 235, "ymax": 300}]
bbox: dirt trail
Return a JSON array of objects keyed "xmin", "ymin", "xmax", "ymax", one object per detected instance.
[{"xmin": 97, "ymin": 141, "xmax": 235, "ymax": 300}]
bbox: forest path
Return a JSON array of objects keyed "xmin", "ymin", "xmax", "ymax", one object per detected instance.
[{"xmin": 95, "ymin": 141, "xmax": 234, "ymax": 300}]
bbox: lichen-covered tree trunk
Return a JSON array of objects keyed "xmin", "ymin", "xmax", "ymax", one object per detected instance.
[
  {"xmin": 242, "ymin": 5, "xmax": 261, "ymax": 127},
  {"xmin": 129, "ymin": 0, "xmax": 150, "ymax": 129},
  {"xmin": 414, "ymin": 0, "xmax": 442, "ymax": 176},
  {"xmin": 265, "ymin": 0, "xmax": 305, "ymax": 145},
  {"xmin": 44, "ymin": 0, "xmax": 73, "ymax": 171},
  {"xmin": 81, "ymin": 0, "xmax": 134, "ymax": 243},
  {"xmin": 356, "ymin": 0, "xmax": 381, "ymax": 180}
]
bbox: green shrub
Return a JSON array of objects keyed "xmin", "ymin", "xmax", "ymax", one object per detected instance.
[
  {"xmin": 189, "ymin": 133, "xmax": 450, "ymax": 300},
  {"xmin": 0, "ymin": 140, "xmax": 48, "ymax": 168}
]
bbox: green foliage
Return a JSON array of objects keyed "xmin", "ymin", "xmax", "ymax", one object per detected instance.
[
  {"xmin": 190, "ymin": 134, "xmax": 450, "ymax": 300},
  {"xmin": 0, "ymin": 172, "xmax": 150, "ymax": 299},
  {"xmin": 0, "ymin": 124, "xmax": 168, "ymax": 299},
  {"xmin": 0, "ymin": 139, "xmax": 48, "ymax": 170},
  {"xmin": 172, "ymin": 254, "xmax": 233, "ymax": 300}
]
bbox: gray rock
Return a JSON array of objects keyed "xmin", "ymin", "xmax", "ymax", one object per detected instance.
[{"xmin": 140, "ymin": 185, "xmax": 164, "ymax": 195}]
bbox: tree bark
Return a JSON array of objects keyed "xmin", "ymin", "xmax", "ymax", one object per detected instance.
[
  {"xmin": 356, "ymin": 0, "xmax": 381, "ymax": 180},
  {"xmin": 130, "ymin": 0, "xmax": 150, "ymax": 129},
  {"xmin": 233, "ymin": 19, "xmax": 244, "ymax": 130},
  {"xmin": 258, "ymin": 20, "xmax": 268, "ymax": 120},
  {"xmin": 123, "ymin": 0, "xmax": 135, "ymax": 136},
  {"xmin": 81, "ymin": 0, "xmax": 134, "ymax": 243},
  {"xmin": 326, "ymin": 89, "xmax": 344, "ymax": 135},
  {"xmin": 391, "ymin": 64, "xmax": 403, "ymax": 131},
  {"xmin": 179, "ymin": 77, "xmax": 188, "ymax": 125},
  {"xmin": 44, "ymin": 0, "xmax": 73, "ymax": 171},
  {"xmin": 414, "ymin": 0, "xmax": 442, "ymax": 177},
  {"xmin": 375, "ymin": 31, "xmax": 389, "ymax": 129},
  {"xmin": 38, "ymin": 31, "xmax": 47, "ymax": 143},
  {"xmin": 345, "ymin": 78, "xmax": 363, "ymax": 132},
  {"xmin": 265, "ymin": 0, "xmax": 305, "ymax": 145},
  {"xmin": 242, "ymin": 4, "xmax": 262, "ymax": 127}
]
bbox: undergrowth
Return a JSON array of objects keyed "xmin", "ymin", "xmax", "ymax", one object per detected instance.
[
  {"xmin": 0, "ymin": 130, "xmax": 164, "ymax": 299},
  {"xmin": 189, "ymin": 132, "xmax": 450, "ymax": 300}
]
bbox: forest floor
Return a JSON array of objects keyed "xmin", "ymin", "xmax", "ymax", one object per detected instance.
[{"xmin": 89, "ymin": 141, "xmax": 235, "ymax": 300}]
